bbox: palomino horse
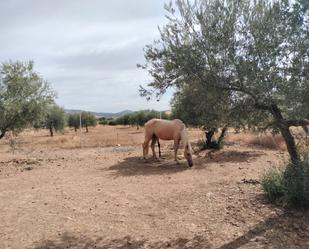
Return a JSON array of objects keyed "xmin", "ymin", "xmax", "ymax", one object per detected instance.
[{"xmin": 143, "ymin": 119, "xmax": 193, "ymax": 167}]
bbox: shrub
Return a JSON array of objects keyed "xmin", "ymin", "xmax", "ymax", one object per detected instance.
[
  {"xmin": 261, "ymin": 152, "xmax": 309, "ymax": 208},
  {"xmin": 108, "ymin": 120, "xmax": 117, "ymax": 126},
  {"xmin": 283, "ymin": 155, "xmax": 309, "ymax": 208},
  {"xmin": 261, "ymin": 167, "xmax": 285, "ymax": 201}
]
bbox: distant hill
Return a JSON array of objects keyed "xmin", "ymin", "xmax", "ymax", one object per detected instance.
[{"xmin": 65, "ymin": 109, "xmax": 133, "ymax": 119}]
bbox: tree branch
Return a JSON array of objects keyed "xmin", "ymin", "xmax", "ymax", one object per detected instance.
[
  {"xmin": 218, "ymin": 84, "xmax": 272, "ymax": 111},
  {"xmin": 286, "ymin": 119, "xmax": 309, "ymax": 127},
  {"xmin": 258, "ymin": 122, "xmax": 275, "ymax": 131},
  {"xmin": 0, "ymin": 129, "xmax": 7, "ymax": 140}
]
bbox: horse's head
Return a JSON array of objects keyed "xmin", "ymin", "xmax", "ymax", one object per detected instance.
[{"xmin": 184, "ymin": 143, "xmax": 193, "ymax": 167}]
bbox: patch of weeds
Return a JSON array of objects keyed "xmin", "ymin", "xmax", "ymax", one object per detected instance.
[{"xmin": 261, "ymin": 152, "xmax": 309, "ymax": 209}]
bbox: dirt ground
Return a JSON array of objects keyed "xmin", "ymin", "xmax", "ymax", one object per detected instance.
[{"xmin": 0, "ymin": 126, "xmax": 308, "ymax": 249}]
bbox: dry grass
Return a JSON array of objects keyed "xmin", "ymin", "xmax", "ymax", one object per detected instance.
[
  {"xmin": 0, "ymin": 125, "xmax": 204, "ymax": 153},
  {"xmin": 227, "ymin": 132, "xmax": 287, "ymax": 150},
  {"xmin": 227, "ymin": 128, "xmax": 309, "ymax": 152},
  {"xmin": 0, "ymin": 125, "xmax": 307, "ymax": 154}
]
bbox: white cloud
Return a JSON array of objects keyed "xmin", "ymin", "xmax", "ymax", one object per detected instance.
[{"xmin": 0, "ymin": 0, "xmax": 172, "ymax": 112}]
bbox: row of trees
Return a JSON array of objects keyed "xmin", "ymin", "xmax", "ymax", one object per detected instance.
[
  {"xmin": 0, "ymin": 61, "xmax": 97, "ymax": 138},
  {"xmin": 67, "ymin": 112, "xmax": 97, "ymax": 133},
  {"xmin": 41, "ymin": 109, "xmax": 97, "ymax": 136},
  {"xmin": 109, "ymin": 110, "xmax": 171, "ymax": 128}
]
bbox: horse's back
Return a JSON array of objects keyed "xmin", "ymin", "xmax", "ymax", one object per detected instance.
[
  {"xmin": 145, "ymin": 118, "xmax": 185, "ymax": 128},
  {"xmin": 144, "ymin": 118, "xmax": 185, "ymax": 140}
]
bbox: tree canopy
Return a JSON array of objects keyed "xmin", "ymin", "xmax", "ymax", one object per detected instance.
[
  {"xmin": 139, "ymin": 0, "xmax": 309, "ymax": 163},
  {"xmin": 43, "ymin": 104, "xmax": 66, "ymax": 137},
  {"xmin": 81, "ymin": 112, "xmax": 97, "ymax": 132},
  {"xmin": 0, "ymin": 61, "xmax": 55, "ymax": 139}
]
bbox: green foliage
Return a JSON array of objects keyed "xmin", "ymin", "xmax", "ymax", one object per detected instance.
[
  {"xmin": 261, "ymin": 153, "xmax": 309, "ymax": 208},
  {"xmin": 284, "ymin": 155, "xmax": 309, "ymax": 208},
  {"xmin": 261, "ymin": 167, "xmax": 285, "ymax": 201},
  {"xmin": 44, "ymin": 104, "xmax": 66, "ymax": 136},
  {"xmin": 114, "ymin": 110, "xmax": 171, "ymax": 126},
  {"xmin": 67, "ymin": 112, "xmax": 97, "ymax": 132},
  {"xmin": 81, "ymin": 112, "xmax": 97, "ymax": 132},
  {"xmin": 171, "ymin": 84, "xmax": 228, "ymax": 127},
  {"xmin": 108, "ymin": 120, "xmax": 117, "ymax": 126},
  {"xmin": 0, "ymin": 61, "xmax": 55, "ymax": 139},
  {"xmin": 98, "ymin": 117, "xmax": 107, "ymax": 125},
  {"xmin": 67, "ymin": 113, "xmax": 80, "ymax": 131}
]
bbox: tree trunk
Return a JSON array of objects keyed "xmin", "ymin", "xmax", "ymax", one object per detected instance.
[
  {"xmin": 279, "ymin": 125, "xmax": 300, "ymax": 163},
  {"xmin": 218, "ymin": 126, "xmax": 228, "ymax": 145},
  {"xmin": 0, "ymin": 130, "xmax": 6, "ymax": 140},
  {"xmin": 205, "ymin": 128, "xmax": 215, "ymax": 147},
  {"xmin": 74, "ymin": 127, "xmax": 77, "ymax": 132},
  {"xmin": 270, "ymin": 104, "xmax": 300, "ymax": 164},
  {"xmin": 86, "ymin": 125, "xmax": 89, "ymax": 133},
  {"xmin": 49, "ymin": 126, "xmax": 54, "ymax": 137}
]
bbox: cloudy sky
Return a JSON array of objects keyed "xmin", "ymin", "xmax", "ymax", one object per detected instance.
[{"xmin": 0, "ymin": 0, "xmax": 174, "ymax": 112}]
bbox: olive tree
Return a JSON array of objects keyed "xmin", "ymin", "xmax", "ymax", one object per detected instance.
[
  {"xmin": 139, "ymin": 0, "xmax": 309, "ymax": 164},
  {"xmin": 0, "ymin": 61, "xmax": 55, "ymax": 139},
  {"xmin": 67, "ymin": 113, "xmax": 80, "ymax": 132},
  {"xmin": 81, "ymin": 112, "xmax": 97, "ymax": 132},
  {"xmin": 44, "ymin": 104, "xmax": 66, "ymax": 137}
]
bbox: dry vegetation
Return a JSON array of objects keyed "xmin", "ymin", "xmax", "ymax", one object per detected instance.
[
  {"xmin": 0, "ymin": 125, "xmax": 308, "ymax": 249},
  {"xmin": 227, "ymin": 133, "xmax": 287, "ymax": 151}
]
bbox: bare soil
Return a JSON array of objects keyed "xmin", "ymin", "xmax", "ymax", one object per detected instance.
[{"xmin": 0, "ymin": 126, "xmax": 308, "ymax": 249}]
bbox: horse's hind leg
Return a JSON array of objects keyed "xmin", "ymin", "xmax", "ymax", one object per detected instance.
[
  {"xmin": 174, "ymin": 138, "xmax": 180, "ymax": 164},
  {"xmin": 151, "ymin": 135, "xmax": 158, "ymax": 159}
]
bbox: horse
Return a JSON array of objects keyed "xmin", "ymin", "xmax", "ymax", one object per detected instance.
[{"xmin": 142, "ymin": 119, "xmax": 193, "ymax": 167}]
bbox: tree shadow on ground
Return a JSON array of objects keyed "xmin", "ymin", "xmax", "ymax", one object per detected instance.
[
  {"xmin": 32, "ymin": 211, "xmax": 309, "ymax": 249},
  {"xmin": 107, "ymin": 156, "xmax": 193, "ymax": 177},
  {"xmin": 218, "ymin": 211, "xmax": 309, "ymax": 249},
  {"xmin": 107, "ymin": 149, "xmax": 265, "ymax": 177},
  {"xmin": 197, "ymin": 150, "xmax": 265, "ymax": 164},
  {"xmin": 34, "ymin": 233, "xmax": 211, "ymax": 249}
]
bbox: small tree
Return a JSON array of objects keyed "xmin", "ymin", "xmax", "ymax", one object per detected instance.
[
  {"xmin": 67, "ymin": 113, "xmax": 80, "ymax": 132},
  {"xmin": 81, "ymin": 112, "xmax": 97, "ymax": 132},
  {"xmin": 98, "ymin": 117, "xmax": 108, "ymax": 125},
  {"xmin": 44, "ymin": 104, "xmax": 66, "ymax": 137},
  {"xmin": 0, "ymin": 61, "xmax": 55, "ymax": 139}
]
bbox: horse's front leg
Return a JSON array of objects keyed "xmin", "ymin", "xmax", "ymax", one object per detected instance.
[{"xmin": 143, "ymin": 138, "xmax": 151, "ymax": 159}]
